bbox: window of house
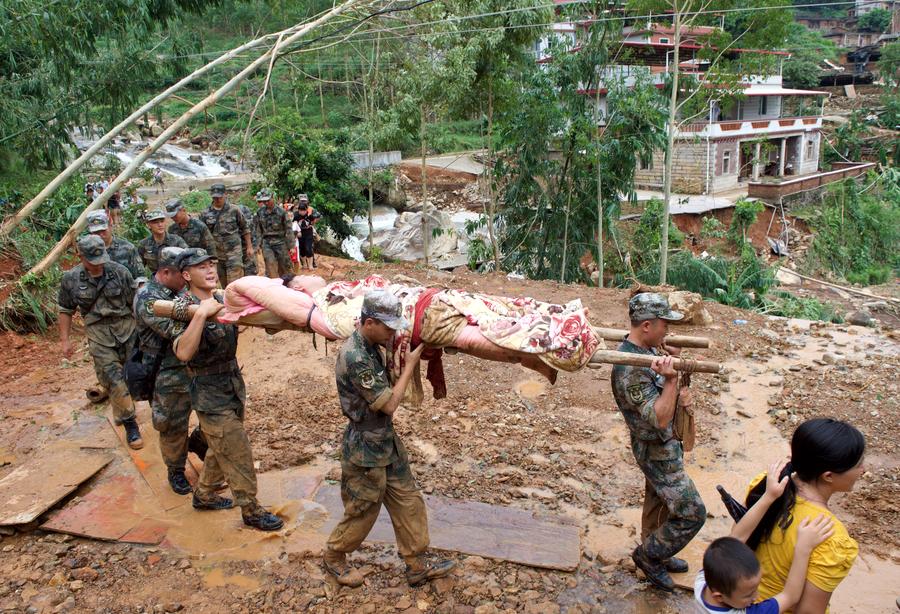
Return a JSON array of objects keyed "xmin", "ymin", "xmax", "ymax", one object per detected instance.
[
  {"xmin": 806, "ymin": 137, "xmax": 815, "ymax": 160},
  {"xmin": 722, "ymin": 150, "xmax": 732, "ymax": 174},
  {"xmin": 659, "ymin": 37, "xmax": 670, "ymax": 44},
  {"xmin": 758, "ymin": 96, "xmax": 768, "ymax": 116},
  {"xmin": 640, "ymin": 157, "xmax": 653, "ymax": 171}
]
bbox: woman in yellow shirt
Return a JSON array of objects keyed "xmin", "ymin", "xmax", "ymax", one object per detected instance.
[{"xmin": 744, "ymin": 418, "xmax": 865, "ymax": 614}]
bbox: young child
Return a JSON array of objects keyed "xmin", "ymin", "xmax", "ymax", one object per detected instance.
[{"xmin": 694, "ymin": 459, "xmax": 835, "ymax": 613}]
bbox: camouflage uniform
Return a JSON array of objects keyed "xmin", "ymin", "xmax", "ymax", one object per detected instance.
[
  {"xmin": 199, "ymin": 203, "xmax": 248, "ymax": 286},
  {"xmin": 239, "ymin": 205, "xmax": 260, "ymax": 276},
  {"xmin": 169, "ymin": 217, "xmax": 215, "ymax": 255},
  {"xmin": 138, "ymin": 233, "xmax": 188, "ymax": 274},
  {"xmin": 611, "ymin": 338, "xmax": 706, "ymax": 562},
  {"xmin": 58, "ymin": 261, "xmax": 137, "ymax": 424},
  {"xmin": 107, "ymin": 237, "xmax": 145, "ymax": 281},
  {"xmin": 255, "ymin": 205, "xmax": 293, "ymax": 277},
  {"xmin": 325, "ymin": 329, "xmax": 429, "ymax": 559},
  {"xmin": 173, "ymin": 294, "xmax": 260, "ymax": 512},
  {"xmin": 134, "ymin": 279, "xmax": 192, "ymax": 470}
]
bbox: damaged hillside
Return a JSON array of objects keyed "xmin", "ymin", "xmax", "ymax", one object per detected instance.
[{"xmin": 0, "ymin": 1, "xmax": 898, "ymax": 613}]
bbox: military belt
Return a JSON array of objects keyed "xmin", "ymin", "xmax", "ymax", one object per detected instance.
[{"xmin": 187, "ymin": 359, "xmax": 238, "ymax": 378}]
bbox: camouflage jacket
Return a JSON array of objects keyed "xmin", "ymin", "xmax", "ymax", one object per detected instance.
[
  {"xmin": 134, "ymin": 279, "xmax": 189, "ymax": 388},
  {"xmin": 610, "ymin": 339, "xmax": 674, "ymax": 447},
  {"xmin": 335, "ymin": 330, "xmax": 400, "ymax": 468},
  {"xmin": 107, "ymin": 237, "xmax": 145, "ymax": 282},
  {"xmin": 138, "ymin": 233, "xmax": 188, "ymax": 274},
  {"xmin": 200, "ymin": 203, "xmax": 248, "ymax": 255},
  {"xmin": 239, "ymin": 205, "xmax": 260, "ymax": 249},
  {"xmin": 172, "ymin": 294, "xmax": 245, "ymax": 416},
  {"xmin": 58, "ymin": 262, "xmax": 136, "ymax": 347},
  {"xmin": 169, "ymin": 216, "xmax": 215, "ymax": 255},
  {"xmin": 255, "ymin": 205, "xmax": 292, "ymax": 244}
]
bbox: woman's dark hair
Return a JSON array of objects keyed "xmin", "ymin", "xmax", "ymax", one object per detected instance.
[
  {"xmin": 745, "ymin": 418, "xmax": 865, "ymax": 550},
  {"xmin": 281, "ymin": 274, "xmax": 297, "ymax": 287}
]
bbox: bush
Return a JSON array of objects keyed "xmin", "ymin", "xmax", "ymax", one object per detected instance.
[
  {"xmin": 728, "ymin": 198, "xmax": 765, "ymax": 246},
  {"xmin": 764, "ymin": 291, "xmax": 843, "ymax": 323},
  {"xmin": 700, "ymin": 216, "xmax": 725, "ymax": 240},
  {"xmin": 632, "ymin": 198, "xmax": 684, "ymax": 270},
  {"xmin": 180, "ymin": 190, "xmax": 212, "ymax": 213}
]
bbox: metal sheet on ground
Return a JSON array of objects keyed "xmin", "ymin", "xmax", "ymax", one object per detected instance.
[
  {"xmin": 314, "ymin": 484, "xmax": 581, "ymax": 571},
  {"xmin": 0, "ymin": 445, "xmax": 112, "ymax": 526}
]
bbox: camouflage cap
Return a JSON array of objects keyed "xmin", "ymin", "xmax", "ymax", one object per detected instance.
[
  {"xmin": 86, "ymin": 210, "xmax": 109, "ymax": 233},
  {"xmin": 361, "ymin": 289, "xmax": 408, "ymax": 331},
  {"xmin": 255, "ymin": 188, "xmax": 273, "ymax": 201},
  {"xmin": 209, "ymin": 183, "xmax": 226, "ymax": 197},
  {"xmin": 84, "ymin": 183, "xmax": 94, "ymax": 193},
  {"xmin": 158, "ymin": 246, "xmax": 185, "ymax": 269},
  {"xmin": 298, "ymin": 193, "xmax": 309, "ymax": 206},
  {"xmin": 164, "ymin": 199, "xmax": 184, "ymax": 216},
  {"xmin": 629, "ymin": 292, "xmax": 683, "ymax": 322},
  {"xmin": 177, "ymin": 247, "xmax": 217, "ymax": 271},
  {"xmin": 144, "ymin": 208, "xmax": 166, "ymax": 222},
  {"xmin": 77, "ymin": 234, "xmax": 109, "ymax": 265}
]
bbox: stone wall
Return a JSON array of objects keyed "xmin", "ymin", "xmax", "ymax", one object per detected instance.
[{"xmin": 634, "ymin": 141, "xmax": 712, "ymax": 194}]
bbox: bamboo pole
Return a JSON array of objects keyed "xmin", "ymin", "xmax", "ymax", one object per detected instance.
[
  {"xmin": 587, "ymin": 350, "xmax": 722, "ymax": 374},
  {"xmin": 0, "ymin": 17, "xmax": 326, "ymax": 240},
  {"xmin": 24, "ymin": 0, "xmax": 362, "ymax": 279},
  {"xmin": 592, "ymin": 327, "xmax": 710, "ymax": 348}
]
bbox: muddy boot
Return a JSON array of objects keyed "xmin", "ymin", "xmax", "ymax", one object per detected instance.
[
  {"xmin": 167, "ymin": 468, "xmax": 192, "ymax": 495},
  {"xmin": 122, "ymin": 418, "xmax": 144, "ymax": 450},
  {"xmin": 631, "ymin": 546, "xmax": 674, "ymax": 592},
  {"xmin": 664, "ymin": 557, "xmax": 689, "ymax": 574},
  {"xmin": 405, "ymin": 555, "xmax": 456, "ymax": 587},
  {"xmin": 187, "ymin": 426, "xmax": 208, "ymax": 460},
  {"xmin": 323, "ymin": 549, "xmax": 364, "ymax": 588},
  {"xmin": 192, "ymin": 491, "xmax": 233, "ymax": 511},
  {"xmin": 242, "ymin": 504, "xmax": 284, "ymax": 532}
]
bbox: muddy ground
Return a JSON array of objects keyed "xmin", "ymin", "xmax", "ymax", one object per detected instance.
[{"xmin": 0, "ymin": 257, "xmax": 897, "ymax": 613}]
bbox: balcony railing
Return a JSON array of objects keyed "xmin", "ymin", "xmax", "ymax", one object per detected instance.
[
  {"xmin": 677, "ymin": 116, "xmax": 823, "ymax": 138},
  {"xmin": 748, "ymin": 162, "xmax": 876, "ymax": 200}
]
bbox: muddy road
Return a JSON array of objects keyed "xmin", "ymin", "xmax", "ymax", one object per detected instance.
[{"xmin": 0, "ymin": 258, "xmax": 897, "ymax": 613}]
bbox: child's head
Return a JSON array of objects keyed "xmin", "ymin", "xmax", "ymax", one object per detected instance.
[{"xmin": 703, "ymin": 537, "xmax": 762, "ymax": 608}]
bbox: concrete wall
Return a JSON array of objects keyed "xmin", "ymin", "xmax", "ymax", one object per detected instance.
[
  {"xmin": 351, "ymin": 150, "xmax": 402, "ymax": 170},
  {"xmin": 799, "ymin": 132, "xmax": 820, "ymax": 175},
  {"xmin": 634, "ymin": 141, "xmax": 712, "ymax": 194}
]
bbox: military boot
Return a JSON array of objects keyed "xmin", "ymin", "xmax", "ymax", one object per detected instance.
[
  {"xmin": 122, "ymin": 418, "xmax": 144, "ymax": 450},
  {"xmin": 404, "ymin": 555, "xmax": 456, "ymax": 587},
  {"xmin": 242, "ymin": 504, "xmax": 284, "ymax": 531},
  {"xmin": 167, "ymin": 468, "xmax": 192, "ymax": 495},
  {"xmin": 322, "ymin": 549, "xmax": 364, "ymax": 588},
  {"xmin": 192, "ymin": 491, "xmax": 233, "ymax": 511},
  {"xmin": 631, "ymin": 545, "xmax": 674, "ymax": 592},
  {"xmin": 664, "ymin": 557, "xmax": 689, "ymax": 574}
]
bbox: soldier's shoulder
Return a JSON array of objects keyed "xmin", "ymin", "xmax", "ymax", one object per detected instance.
[
  {"xmin": 60, "ymin": 266, "xmax": 83, "ymax": 284},
  {"xmin": 106, "ymin": 260, "xmax": 131, "ymax": 277},
  {"xmin": 169, "ymin": 233, "xmax": 188, "ymax": 247}
]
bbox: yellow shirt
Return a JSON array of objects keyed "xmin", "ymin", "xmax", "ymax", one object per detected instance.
[{"xmin": 748, "ymin": 474, "xmax": 859, "ymax": 603}]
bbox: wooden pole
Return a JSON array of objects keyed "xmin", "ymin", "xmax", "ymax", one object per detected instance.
[
  {"xmin": 587, "ymin": 350, "xmax": 722, "ymax": 374},
  {"xmin": 592, "ymin": 327, "xmax": 710, "ymax": 348},
  {"xmin": 0, "ymin": 20, "xmax": 317, "ymax": 240},
  {"xmin": 23, "ymin": 0, "xmax": 361, "ymax": 279}
]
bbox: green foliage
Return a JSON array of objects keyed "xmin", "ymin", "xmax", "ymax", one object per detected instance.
[
  {"xmin": 728, "ymin": 198, "xmax": 765, "ymax": 246},
  {"xmin": 797, "ymin": 179, "xmax": 899, "ymax": 284},
  {"xmin": 700, "ymin": 216, "xmax": 726, "ymax": 240},
  {"xmin": 179, "ymin": 190, "xmax": 212, "ymax": 213},
  {"xmin": 253, "ymin": 114, "xmax": 364, "ymax": 239},
  {"xmin": 0, "ymin": 269, "xmax": 63, "ymax": 333},
  {"xmin": 858, "ymin": 8, "xmax": 892, "ymax": 32},
  {"xmin": 763, "ymin": 291, "xmax": 843, "ymax": 323},
  {"xmin": 781, "ymin": 23, "xmax": 838, "ymax": 88},
  {"xmin": 879, "ymin": 41, "xmax": 900, "ymax": 97},
  {"xmin": 633, "ymin": 199, "xmax": 684, "ymax": 270}
]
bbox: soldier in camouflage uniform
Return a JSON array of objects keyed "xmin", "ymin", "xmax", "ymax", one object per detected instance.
[
  {"xmin": 199, "ymin": 183, "xmax": 252, "ymax": 286},
  {"xmin": 58, "ymin": 235, "xmax": 143, "ymax": 449},
  {"xmin": 610, "ymin": 292, "xmax": 705, "ymax": 592},
  {"xmin": 254, "ymin": 189, "xmax": 293, "ymax": 278},
  {"xmin": 86, "ymin": 211, "xmax": 145, "ymax": 283},
  {"xmin": 323, "ymin": 290, "xmax": 455, "ymax": 588},
  {"xmin": 166, "ymin": 199, "xmax": 215, "ymax": 255},
  {"xmin": 133, "ymin": 247, "xmax": 194, "ymax": 495},
  {"xmin": 171, "ymin": 248, "xmax": 283, "ymax": 531},
  {"xmin": 137, "ymin": 209, "xmax": 187, "ymax": 274},
  {"xmin": 238, "ymin": 202, "xmax": 260, "ymax": 276}
]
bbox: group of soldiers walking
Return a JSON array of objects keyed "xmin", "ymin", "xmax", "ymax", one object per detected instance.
[{"xmin": 59, "ymin": 179, "xmax": 701, "ymax": 587}]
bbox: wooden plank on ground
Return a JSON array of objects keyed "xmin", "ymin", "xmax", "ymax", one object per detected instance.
[
  {"xmin": 314, "ymin": 484, "xmax": 581, "ymax": 571},
  {"xmin": 0, "ymin": 445, "xmax": 112, "ymax": 526}
]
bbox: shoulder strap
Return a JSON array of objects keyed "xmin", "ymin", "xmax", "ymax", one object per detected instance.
[{"xmin": 83, "ymin": 271, "xmax": 111, "ymax": 315}]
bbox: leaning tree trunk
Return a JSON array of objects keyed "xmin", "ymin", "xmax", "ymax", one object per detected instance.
[
  {"xmin": 659, "ymin": 8, "xmax": 682, "ymax": 285},
  {"xmin": 24, "ymin": 0, "xmax": 361, "ymax": 278},
  {"xmin": 0, "ymin": 19, "xmax": 315, "ymax": 240}
]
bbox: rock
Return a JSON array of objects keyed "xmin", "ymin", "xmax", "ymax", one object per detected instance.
[
  {"xmin": 149, "ymin": 124, "xmax": 164, "ymax": 137},
  {"xmin": 396, "ymin": 596, "xmax": 412, "ymax": 610},
  {"xmin": 775, "ymin": 269, "xmax": 802, "ymax": 285},
  {"xmin": 846, "ymin": 310, "xmax": 874, "ymax": 327},
  {"xmin": 757, "ymin": 329, "xmax": 781, "ymax": 343},
  {"xmin": 164, "ymin": 603, "xmax": 183, "ymax": 612},
  {"xmin": 69, "ymin": 581, "xmax": 83, "ymax": 591},
  {"xmin": 71, "ymin": 568, "xmax": 99, "ymax": 582},
  {"xmin": 473, "ymin": 605, "xmax": 499, "ymax": 614},
  {"xmin": 666, "ymin": 291, "xmax": 712, "ymax": 326},
  {"xmin": 821, "ymin": 353, "xmax": 838, "ymax": 364}
]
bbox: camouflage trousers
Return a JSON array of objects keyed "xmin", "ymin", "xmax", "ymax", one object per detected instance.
[
  {"xmin": 151, "ymin": 369, "xmax": 192, "ymax": 470},
  {"xmin": 632, "ymin": 439, "xmax": 706, "ymax": 561},
  {"xmin": 261, "ymin": 240, "xmax": 292, "ymax": 278},
  {"xmin": 326, "ymin": 453, "xmax": 429, "ymax": 559},
  {"xmin": 195, "ymin": 410, "xmax": 258, "ymax": 511},
  {"xmin": 88, "ymin": 333, "xmax": 136, "ymax": 424},
  {"xmin": 215, "ymin": 244, "xmax": 244, "ymax": 287},
  {"xmin": 242, "ymin": 248, "xmax": 258, "ymax": 276}
]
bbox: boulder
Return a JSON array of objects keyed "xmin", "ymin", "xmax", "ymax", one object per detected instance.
[
  {"xmin": 375, "ymin": 205, "xmax": 458, "ymax": 261},
  {"xmin": 667, "ymin": 290, "xmax": 713, "ymax": 326},
  {"xmin": 846, "ymin": 310, "xmax": 875, "ymax": 327},
  {"xmin": 775, "ymin": 268, "xmax": 802, "ymax": 286}
]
